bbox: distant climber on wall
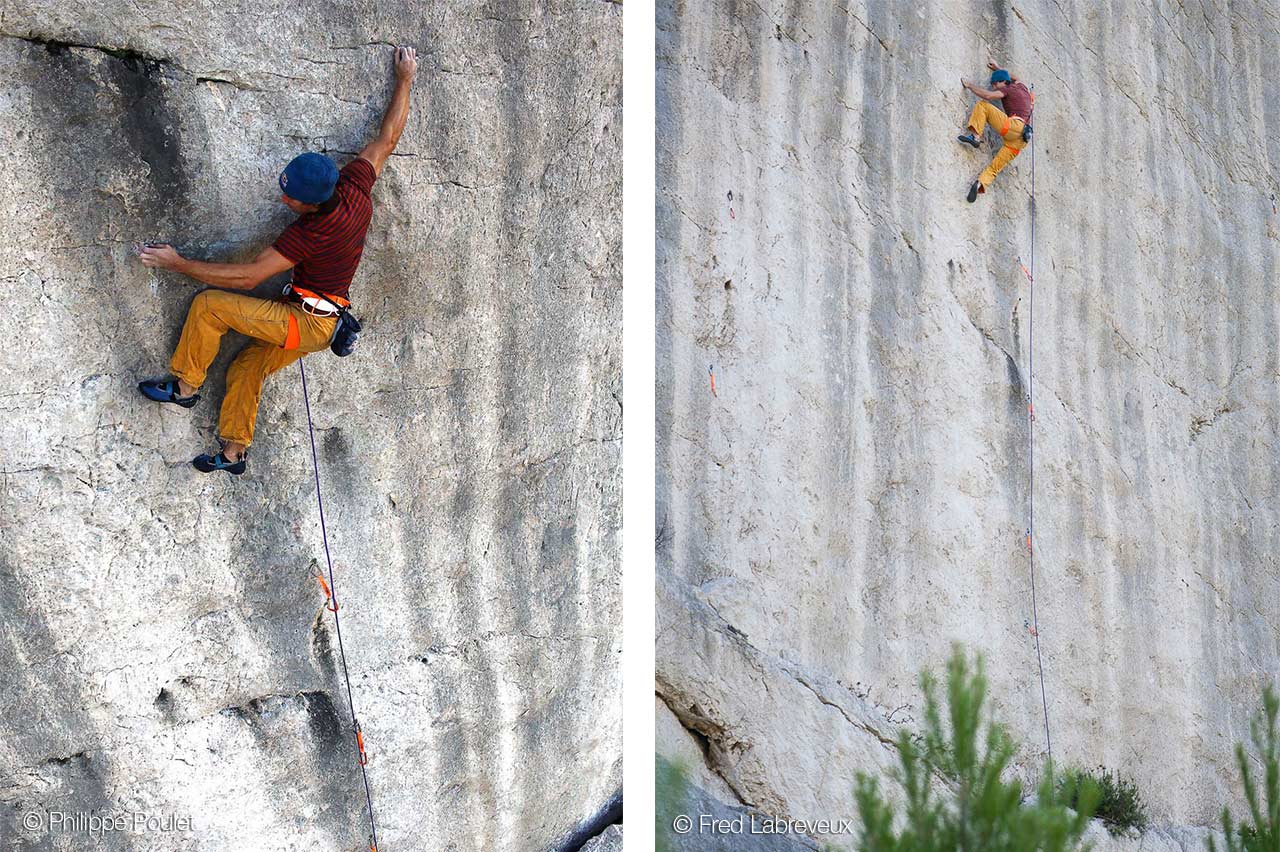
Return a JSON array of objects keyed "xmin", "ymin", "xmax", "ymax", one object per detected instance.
[
  {"xmin": 956, "ymin": 59, "xmax": 1033, "ymax": 203},
  {"xmin": 135, "ymin": 46, "xmax": 418, "ymax": 475}
]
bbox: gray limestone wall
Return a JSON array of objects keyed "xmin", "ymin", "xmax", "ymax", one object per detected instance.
[
  {"xmin": 657, "ymin": 0, "xmax": 1280, "ymax": 848},
  {"xmin": 0, "ymin": 2, "xmax": 621, "ymax": 850}
]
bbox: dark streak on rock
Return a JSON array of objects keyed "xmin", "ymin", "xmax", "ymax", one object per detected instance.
[
  {"xmin": 312, "ymin": 610, "xmax": 338, "ymax": 682},
  {"xmin": 108, "ymin": 55, "xmax": 189, "ymax": 203},
  {"xmin": 300, "ymin": 690, "xmax": 345, "ymax": 758},
  {"xmin": 322, "ymin": 426, "xmax": 349, "ymax": 462},
  {"xmin": 3, "ymin": 33, "xmax": 170, "ymax": 68},
  {"xmin": 552, "ymin": 788, "xmax": 622, "ymax": 852},
  {"xmin": 44, "ymin": 750, "xmax": 90, "ymax": 768}
]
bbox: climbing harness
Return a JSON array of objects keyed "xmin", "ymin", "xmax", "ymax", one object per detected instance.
[
  {"xmin": 286, "ymin": 283, "xmax": 350, "ymax": 317},
  {"xmin": 299, "ymin": 359, "xmax": 380, "ymax": 852},
  {"xmin": 284, "ymin": 283, "xmax": 363, "ymax": 357},
  {"xmin": 1001, "ymin": 89, "xmax": 1036, "ymax": 161},
  {"xmin": 1022, "ymin": 87, "xmax": 1054, "ymax": 762}
]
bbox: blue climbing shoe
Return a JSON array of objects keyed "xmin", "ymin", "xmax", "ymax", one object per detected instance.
[
  {"xmin": 138, "ymin": 378, "xmax": 200, "ymax": 409},
  {"xmin": 193, "ymin": 451, "xmax": 247, "ymax": 475},
  {"xmin": 957, "ymin": 132, "xmax": 981, "ymax": 149}
]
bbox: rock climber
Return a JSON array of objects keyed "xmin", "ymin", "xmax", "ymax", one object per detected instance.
[
  {"xmin": 136, "ymin": 45, "xmax": 418, "ymax": 475},
  {"xmin": 956, "ymin": 60, "xmax": 1033, "ymax": 203}
]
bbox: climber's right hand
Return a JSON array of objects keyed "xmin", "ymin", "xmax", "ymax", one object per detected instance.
[{"xmin": 395, "ymin": 45, "xmax": 417, "ymax": 82}]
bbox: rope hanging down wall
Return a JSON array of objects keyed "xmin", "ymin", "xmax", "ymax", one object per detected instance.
[
  {"xmin": 299, "ymin": 359, "xmax": 381, "ymax": 852},
  {"xmin": 1021, "ymin": 89, "xmax": 1053, "ymax": 762}
]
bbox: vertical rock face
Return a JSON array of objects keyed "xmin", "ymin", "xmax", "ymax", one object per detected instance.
[
  {"xmin": 0, "ymin": 2, "xmax": 620, "ymax": 850},
  {"xmin": 658, "ymin": 0, "xmax": 1279, "ymax": 846}
]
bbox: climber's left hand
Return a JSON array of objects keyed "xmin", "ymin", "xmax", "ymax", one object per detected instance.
[{"xmin": 139, "ymin": 244, "xmax": 182, "ymax": 270}]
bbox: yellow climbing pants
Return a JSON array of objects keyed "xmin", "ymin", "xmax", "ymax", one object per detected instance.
[
  {"xmin": 169, "ymin": 290, "xmax": 337, "ymax": 447},
  {"xmin": 967, "ymin": 100, "xmax": 1027, "ymax": 189}
]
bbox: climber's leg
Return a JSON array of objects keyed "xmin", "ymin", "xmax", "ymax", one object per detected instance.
[
  {"xmin": 218, "ymin": 339, "xmax": 309, "ymax": 451},
  {"xmin": 978, "ymin": 145, "xmax": 1018, "ymax": 188},
  {"xmin": 966, "ymin": 100, "xmax": 1004, "ymax": 137},
  {"xmin": 168, "ymin": 290, "xmax": 298, "ymax": 392},
  {"xmin": 214, "ymin": 308, "xmax": 335, "ymax": 453},
  {"xmin": 978, "ymin": 125, "xmax": 1027, "ymax": 190},
  {"xmin": 193, "ymin": 341, "xmax": 306, "ymax": 476},
  {"xmin": 959, "ymin": 101, "xmax": 1008, "ymax": 149}
]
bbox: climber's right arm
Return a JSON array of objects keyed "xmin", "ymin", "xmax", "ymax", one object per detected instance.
[
  {"xmin": 358, "ymin": 45, "xmax": 418, "ymax": 178},
  {"xmin": 986, "ymin": 59, "xmax": 1019, "ymax": 81}
]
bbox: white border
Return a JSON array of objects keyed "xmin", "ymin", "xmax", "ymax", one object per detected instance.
[{"xmin": 622, "ymin": 2, "xmax": 656, "ymax": 849}]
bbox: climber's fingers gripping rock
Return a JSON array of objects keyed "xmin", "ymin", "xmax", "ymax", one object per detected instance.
[
  {"xmin": 395, "ymin": 45, "xmax": 417, "ymax": 81},
  {"xmin": 139, "ymin": 244, "xmax": 181, "ymax": 270}
]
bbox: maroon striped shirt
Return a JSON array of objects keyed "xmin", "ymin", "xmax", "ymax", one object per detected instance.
[
  {"xmin": 1001, "ymin": 81, "xmax": 1033, "ymax": 122},
  {"xmin": 273, "ymin": 157, "xmax": 376, "ymax": 301}
]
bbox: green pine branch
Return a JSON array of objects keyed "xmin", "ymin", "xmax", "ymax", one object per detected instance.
[
  {"xmin": 1210, "ymin": 688, "xmax": 1280, "ymax": 852},
  {"xmin": 855, "ymin": 647, "xmax": 1099, "ymax": 852}
]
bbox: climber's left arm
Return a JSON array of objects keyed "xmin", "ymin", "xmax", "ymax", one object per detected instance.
[
  {"xmin": 962, "ymin": 78, "xmax": 1004, "ymax": 101},
  {"xmin": 138, "ymin": 244, "xmax": 295, "ymax": 291}
]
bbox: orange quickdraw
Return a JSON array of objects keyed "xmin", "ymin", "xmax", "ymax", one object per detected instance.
[
  {"xmin": 356, "ymin": 721, "xmax": 370, "ymax": 767},
  {"xmin": 299, "ymin": 358, "xmax": 379, "ymax": 850},
  {"xmin": 316, "ymin": 573, "xmax": 338, "ymax": 612},
  {"xmin": 709, "ymin": 364, "xmax": 717, "ymax": 397}
]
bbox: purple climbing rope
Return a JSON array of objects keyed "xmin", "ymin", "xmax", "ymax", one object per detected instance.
[
  {"xmin": 299, "ymin": 359, "xmax": 380, "ymax": 851},
  {"xmin": 1025, "ymin": 97, "xmax": 1053, "ymax": 763}
]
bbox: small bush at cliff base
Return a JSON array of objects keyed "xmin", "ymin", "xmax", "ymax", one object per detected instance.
[
  {"xmin": 656, "ymin": 755, "xmax": 690, "ymax": 852},
  {"xmin": 854, "ymin": 647, "xmax": 1099, "ymax": 852},
  {"xmin": 1210, "ymin": 687, "xmax": 1280, "ymax": 852},
  {"xmin": 1057, "ymin": 766, "xmax": 1149, "ymax": 835}
]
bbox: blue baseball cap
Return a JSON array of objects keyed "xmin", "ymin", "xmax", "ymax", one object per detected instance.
[
  {"xmin": 279, "ymin": 153, "xmax": 338, "ymax": 204},
  {"xmin": 990, "ymin": 69, "xmax": 1012, "ymax": 85}
]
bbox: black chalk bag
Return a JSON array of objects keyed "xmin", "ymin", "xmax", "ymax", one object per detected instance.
[{"xmin": 329, "ymin": 310, "xmax": 362, "ymax": 357}]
